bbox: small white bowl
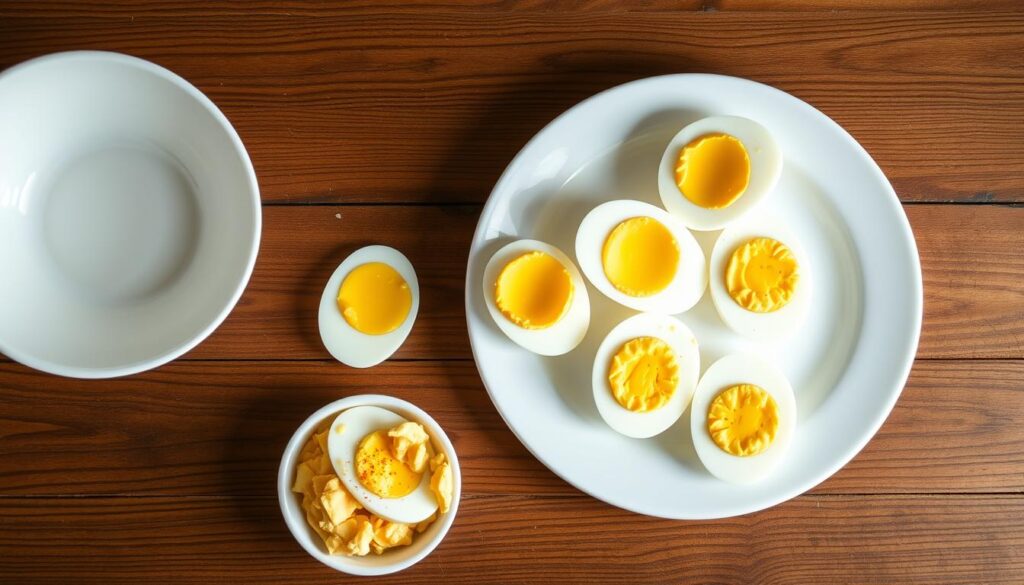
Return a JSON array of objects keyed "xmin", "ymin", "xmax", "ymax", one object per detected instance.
[
  {"xmin": 0, "ymin": 51, "xmax": 260, "ymax": 378},
  {"xmin": 278, "ymin": 395, "xmax": 461, "ymax": 576}
]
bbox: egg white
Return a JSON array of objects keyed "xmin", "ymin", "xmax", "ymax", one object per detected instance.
[
  {"xmin": 690, "ymin": 354, "xmax": 797, "ymax": 485},
  {"xmin": 481, "ymin": 239, "xmax": 590, "ymax": 356},
  {"xmin": 709, "ymin": 216, "xmax": 811, "ymax": 341},
  {"xmin": 318, "ymin": 246, "xmax": 420, "ymax": 368},
  {"xmin": 591, "ymin": 313, "xmax": 700, "ymax": 439},
  {"xmin": 575, "ymin": 200, "xmax": 707, "ymax": 314},
  {"xmin": 327, "ymin": 405, "xmax": 439, "ymax": 524},
  {"xmin": 658, "ymin": 115, "xmax": 783, "ymax": 231}
]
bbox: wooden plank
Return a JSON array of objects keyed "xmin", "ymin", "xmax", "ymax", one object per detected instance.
[
  {"xmin": 0, "ymin": 359, "xmax": 1020, "ymax": 497},
  {"xmin": 0, "ymin": 12, "xmax": 1021, "ymax": 203},
  {"xmin": 0, "ymin": 494, "xmax": 1020, "ymax": 584}
]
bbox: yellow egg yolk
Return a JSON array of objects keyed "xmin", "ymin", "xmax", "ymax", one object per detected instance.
[
  {"xmin": 707, "ymin": 384, "xmax": 779, "ymax": 457},
  {"xmin": 726, "ymin": 237, "xmax": 799, "ymax": 313},
  {"xmin": 601, "ymin": 216, "xmax": 680, "ymax": 297},
  {"xmin": 494, "ymin": 251, "xmax": 573, "ymax": 329},
  {"xmin": 607, "ymin": 337, "xmax": 680, "ymax": 412},
  {"xmin": 355, "ymin": 430, "xmax": 423, "ymax": 499},
  {"xmin": 675, "ymin": 133, "xmax": 751, "ymax": 209},
  {"xmin": 337, "ymin": 262, "xmax": 412, "ymax": 335}
]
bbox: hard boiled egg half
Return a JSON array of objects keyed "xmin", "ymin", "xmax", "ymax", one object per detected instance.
[
  {"xmin": 318, "ymin": 246, "xmax": 419, "ymax": 368},
  {"xmin": 709, "ymin": 217, "xmax": 811, "ymax": 340},
  {"xmin": 575, "ymin": 200, "xmax": 707, "ymax": 314},
  {"xmin": 690, "ymin": 354, "xmax": 797, "ymax": 484},
  {"xmin": 328, "ymin": 406, "xmax": 439, "ymax": 524},
  {"xmin": 591, "ymin": 313, "xmax": 700, "ymax": 438},
  {"xmin": 658, "ymin": 115, "xmax": 783, "ymax": 231},
  {"xmin": 482, "ymin": 239, "xmax": 590, "ymax": 356}
]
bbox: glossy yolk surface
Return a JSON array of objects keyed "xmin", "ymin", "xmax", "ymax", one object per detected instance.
[
  {"xmin": 355, "ymin": 430, "xmax": 423, "ymax": 499},
  {"xmin": 726, "ymin": 237, "xmax": 799, "ymax": 313},
  {"xmin": 494, "ymin": 251, "xmax": 573, "ymax": 329},
  {"xmin": 675, "ymin": 133, "xmax": 751, "ymax": 209},
  {"xmin": 707, "ymin": 384, "xmax": 779, "ymax": 457},
  {"xmin": 337, "ymin": 262, "xmax": 412, "ymax": 335},
  {"xmin": 601, "ymin": 217, "xmax": 680, "ymax": 297},
  {"xmin": 607, "ymin": 337, "xmax": 680, "ymax": 412}
]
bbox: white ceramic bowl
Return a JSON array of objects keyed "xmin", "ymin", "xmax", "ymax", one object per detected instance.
[
  {"xmin": 0, "ymin": 51, "xmax": 260, "ymax": 378},
  {"xmin": 278, "ymin": 395, "xmax": 461, "ymax": 576}
]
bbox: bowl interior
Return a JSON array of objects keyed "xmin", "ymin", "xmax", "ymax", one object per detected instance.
[
  {"xmin": 278, "ymin": 395, "xmax": 461, "ymax": 576},
  {"xmin": 0, "ymin": 52, "xmax": 259, "ymax": 377}
]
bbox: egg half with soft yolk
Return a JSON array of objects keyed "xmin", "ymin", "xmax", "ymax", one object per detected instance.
[
  {"xmin": 482, "ymin": 239, "xmax": 590, "ymax": 356},
  {"xmin": 591, "ymin": 313, "xmax": 700, "ymax": 438},
  {"xmin": 690, "ymin": 353, "xmax": 797, "ymax": 484},
  {"xmin": 658, "ymin": 115, "xmax": 782, "ymax": 231},
  {"xmin": 575, "ymin": 200, "xmax": 707, "ymax": 314},
  {"xmin": 318, "ymin": 246, "xmax": 420, "ymax": 368}
]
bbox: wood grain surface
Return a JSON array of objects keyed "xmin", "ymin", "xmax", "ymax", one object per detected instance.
[{"xmin": 1, "ymin": 1, "xmax": 1023, "ymax": 583}]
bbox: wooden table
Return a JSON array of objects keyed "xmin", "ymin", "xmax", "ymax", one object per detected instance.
[{"xmin": 2, "ymin": 2, "xmax": 1023, "ymax": 583}]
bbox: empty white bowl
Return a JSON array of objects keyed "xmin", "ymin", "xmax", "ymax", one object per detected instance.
[
  {"xmin": 0, "ymin": 52, "xmax": 260, "ymax": 378},
  {"xmin": 278, "ymin": 394, "xmax": 461, "ymax": 576}
]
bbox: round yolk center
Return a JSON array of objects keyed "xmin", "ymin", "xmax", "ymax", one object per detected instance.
[
  {"xmin": 707, "ymin": 384, "xmax": 779, "ymax": 457},
  {"xmin": 355, "ymin": 430, "xmax": 422, "ymax": 499},
  {"xmin": 601, "ymin": 216, "xmax": 680, "ymax": 297},
  {"xmin": 675, "ymin": 133, "xmax": 751, "ymax": 209},
  {"xmin": 337, "ymin": 262, "xmax": 412, "ymax": 335},
  {"xmin": 494, "ymin": 251, "xmax": 574, "ymax": 330},
  {"xmin": 725, "ymin": 237, "xmax": 799, "ymax": 313},
  {"xmin": 607, "ymin": 337, "xmax": 680, "ymax": 412}
]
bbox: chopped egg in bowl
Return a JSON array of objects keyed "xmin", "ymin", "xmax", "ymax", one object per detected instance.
[
  {"xmin": 482, "ymin": 239, "xmax": 590, "ymax": 356},
  {"xmin": 278, "ymin": 395, "xmax": 460, "ymax": 576},
  {"xmin": 591, "ymin": 313, "xmax": 700, "ymax": 438},
  {"xmin": 658, "ymin": 115, "xmax": 782, "ymax": 231},
  {"xmin": 575, "ymin": 200, "xmax": 707, "ymax": 314},
  {"xmin": 318, "ymin": 246, "xmax": 420, "ymax": 368},
  {"xmin": 690, "ymin": 354, "xmax": 796, "ymax": 484}
]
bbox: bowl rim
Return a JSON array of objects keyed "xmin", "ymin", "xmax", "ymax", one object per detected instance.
[
  {"xmin": 277, "ymin": 394, "xmax": 461, "ymax": 576},
  {"xmin": 0, "ymin": 50, "xmax": 261, "ymax": 379}
]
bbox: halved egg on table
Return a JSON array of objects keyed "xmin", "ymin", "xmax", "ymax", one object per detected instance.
[
  {"xmin": 575, "ymin": 200, "xmax": 707, "ymax": 314},
  {"xmin": 658, "ymin": 115, "xmax": 783, "ymax": 231},
  {"xmin": 591, "ymin": 313, "xmax": 700, "ymax": 438},
  {"xmin": 708, "ymin": 217, "xmax": 811, "ymax": 340},
  {"xmin": 690, "ymin": 353, "xmax": 797, "ymax": 484},
  {"xmin": 482, "ymin": 239, "xmax": 590, "ymax": 356},
  {"xmin": 318, "ymin": 245, "xmax": 419, "ymax": 368}
]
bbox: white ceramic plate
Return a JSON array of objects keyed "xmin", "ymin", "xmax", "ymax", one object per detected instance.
[{"xmin": 465, "ymin": 74, "xmax": 922, "ymax": 519}]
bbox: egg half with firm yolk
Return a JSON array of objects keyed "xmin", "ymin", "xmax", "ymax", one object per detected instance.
[
  {"xmin": 591, "ymin": 313, "xmax": 700, "ymax": 438},
  {"xmin": 482, "ymin": 239, "xmax": 590, "ymax": 356},
  {"xmin": 709, "ymin": 216, "xmax": 811, "ymax": 340},
  {"xmin": 690, "ymin": 353, "xmax": 797, "ymax": 484},
  {"xmin": 318, "ymin": 246, "xmax": 420, "ymax": 368},
  {"xmin": 658, "ymin": 115, "xmax": 782, "ymax": 231},
  {"xmin": 575, "ymin": 200, "xmax": 707, "ymax": 314}
]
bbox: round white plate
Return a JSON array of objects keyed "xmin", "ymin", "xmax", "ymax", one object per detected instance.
[{"xmin": 464, "ymin": 74, "xmax": 922, "ymax": 519}]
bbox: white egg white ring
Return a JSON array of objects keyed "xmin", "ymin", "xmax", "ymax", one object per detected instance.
[
  {"xmin": 658, "ymin": 115, "xmax": 783, "ymax": 231},
  {"xmin": 482, "ymin": 239, "xmax": 590, "ymax": 356},
  {"xmin": 591, "ymin": 313, "xmax": 700, "ymax": 439},
  {"xmin": 327, "ymin": 405, "xmax": 439, "ymax": 524},
  {"xmin": 575, "ymin": 200, "xmax": 707, "ymax": 314},
  {"xmin": 318, "ymin": 245, "xmax": 420, "ymax": 368},
  {"xmin": 708, "ymin": 217, "xmax": 812, "ymax": 341},
  {"xmin": 690, "ymin": 354, "xmax": 797, "ymax": 485}
]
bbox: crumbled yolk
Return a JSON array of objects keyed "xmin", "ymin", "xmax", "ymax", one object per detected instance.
[
  {"xmin": 707, "ymin": 384, "xmax": 779, "ymax": 457},
  {"xmin": 337, "ymin": 262, "xmax": 412, "ymax": 335},
  {"xmin": 607, "ymin": 337, "xmax": 680, "ymax": 412},
  {"xmin": 675, "ymin": 133, "xmax": 751, "ymax": 209},
  {"xmin": 355, "ymin": 430, "xmax": 422, "ymax": 499},
  {"xmin": 726, "ymin": 237, "xmax": 799, "ymax": 313},
  {"xmin": 429, "ymin": 452, "xmax": 453, "ymax": 514},
  {"xmin": 494, "ymin": 251, "xmax": 573, "ymax": 329},
  {"xmin": 388, "ymin": 422, "xmax": 430, "ymax": 473},
  {"xmin": 601, "ymin": 217, "xmax": 680, "ymax": 297}
]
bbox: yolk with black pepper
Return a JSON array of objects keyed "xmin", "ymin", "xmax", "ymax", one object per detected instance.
[{"xmin": 354, "ymin": 430, "xmax": 422, "ymax": 498}]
